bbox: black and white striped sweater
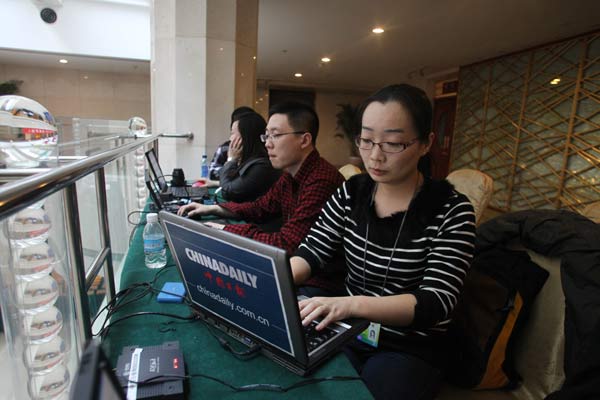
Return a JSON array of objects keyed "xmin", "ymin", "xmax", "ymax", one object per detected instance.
[{"xmin": 295, "ymin": 174, "xmax": 476, "ymax": 352}]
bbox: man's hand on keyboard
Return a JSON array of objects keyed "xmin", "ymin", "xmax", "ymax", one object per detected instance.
[{"xmin": 177, "ymin": 202, "xmax": 215, "ymax": 218}]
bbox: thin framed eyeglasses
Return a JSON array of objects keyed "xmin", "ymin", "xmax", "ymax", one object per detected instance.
[
  {"xmin": 260, "ymin": 131, "xmax": 305, "ymax": 143},
  {"xmin": 355, "ymin": 137, "xmax": 419, "ymax": 153}
]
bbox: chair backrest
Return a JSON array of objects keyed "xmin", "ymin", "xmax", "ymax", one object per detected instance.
[
  {"xmin": 582, "ymin": 201, "xmax": 600, "ymax": 223},
  {"xmin": 338, "ymin": 164, "xmax": 362, "ymax": 180},
  {"xmin": 446, "ymin": 169, "xmax": 494, "ymax": 224}
]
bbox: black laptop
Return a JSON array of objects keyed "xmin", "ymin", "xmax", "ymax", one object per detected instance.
[
  {"xmin": 145, "ymin": 148, "xmax": 207, "ymax": 199},
  {"xmin": 70, "ymin": 341, "xmax": 125, "ymax": 400},
  {"xmin": 145, "ymin": 170, "xmax": 184, "ymax": 213},
  {"xmin": 159, "ymin": 211, "xmax": 368, "ymax": 376}
]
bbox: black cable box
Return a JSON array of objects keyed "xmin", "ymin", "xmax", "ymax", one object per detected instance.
[{"xmin": 115, "ymin": 341, "xmax": 185, "ymax": 400}]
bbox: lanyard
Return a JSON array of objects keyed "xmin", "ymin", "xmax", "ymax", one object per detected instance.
[
  {"xmin": 362, "ymin": 211, "xmax": 408, "ymax": 296},
  {"xmin": 361, "ymin": 175, "xmax": 420, "ymax": 296}
]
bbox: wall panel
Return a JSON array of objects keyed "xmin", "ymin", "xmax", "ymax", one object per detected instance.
[{"xmin": 452, "ymin": 32, "xmax": 600, "ymax": 213}]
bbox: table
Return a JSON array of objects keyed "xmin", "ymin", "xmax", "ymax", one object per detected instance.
[{"xmin": 101, "ymin": 214, "xmax": 373, "ymax": 399}]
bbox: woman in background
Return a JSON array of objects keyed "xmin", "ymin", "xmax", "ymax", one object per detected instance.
[
  {"xmin": 219, "ymin": 112, "xmax": 280, "ymax": 202},
  {"xmin": 291, "ymin": 84, "xmax": 476, "ymax": 400}
]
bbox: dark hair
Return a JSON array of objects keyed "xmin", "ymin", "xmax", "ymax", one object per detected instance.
[
  {"xmin": 268, "ymin": 101, "xmax": 319, "ymax": 145},
  {"xmin": 359, "ymin": 84, "xmax": 433, "ymax": 176},
  {"xmin": 231, "ymin": 106, "xmax": 255, "ymax": 127},
  {"xmin": 234, "ymin": 112, "xmax": 268, "ymax": 164}
]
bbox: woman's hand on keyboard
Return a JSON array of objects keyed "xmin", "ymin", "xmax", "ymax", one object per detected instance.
[{"xmin": 298, "ymin": 296, "xmax": 357, "ymax": 331}]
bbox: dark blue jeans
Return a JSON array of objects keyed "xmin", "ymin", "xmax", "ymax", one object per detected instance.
[{"xmin": 343, "ymin": 340, "xmax": 443, "ymax": 400}]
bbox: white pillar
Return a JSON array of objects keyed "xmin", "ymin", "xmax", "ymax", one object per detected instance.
[{"xmin": 151, "ymin": 0, "xmax": 257, "ymax": 178}]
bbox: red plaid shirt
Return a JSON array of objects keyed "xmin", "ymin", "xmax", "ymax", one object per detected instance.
[{"xmin": 221, "ymin": 150, "xmax": 344, "ymax": 254}]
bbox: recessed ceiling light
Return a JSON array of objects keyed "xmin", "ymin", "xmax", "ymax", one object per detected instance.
[
  {"xmin": 252, "ymin": 56, "xmax": 256, "ymax": 60},
  {"xmin": 372, "ymin": 27, "xmax": 384, "ymax": 34},
  {"xmin": 59, "ymin": 59, "xmax": 68, "ymax": 64},
  {"xmin": 321, "ymin": 57, "xmax": 331, "ymax": 63},
  {"xmin": 294, "ymin": 73, "xmax": 303, "ymax": 78}
]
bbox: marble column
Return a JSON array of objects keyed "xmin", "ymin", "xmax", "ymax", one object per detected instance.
[{"xmin": 151, "ymin": 0, "xmax": 258, "ymax": 178}]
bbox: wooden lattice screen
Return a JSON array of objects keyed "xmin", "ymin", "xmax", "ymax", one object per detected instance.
[{"xmin": 451, "ymin": 31, "xmax": 600, "ymax": 213}]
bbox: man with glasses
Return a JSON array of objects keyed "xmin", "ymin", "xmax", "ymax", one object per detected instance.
[{"xmin": 178, "ymin": 102, "xmax": 344, "ymax": 261}]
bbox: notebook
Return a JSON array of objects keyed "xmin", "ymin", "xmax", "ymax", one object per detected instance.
[
  {"xmin": 145, "ymin": 148, "xmax": 208, "ymax": 199},
  {"xmin": 159, "ymin": 211, "xmax": 368, "ymax": 376}
]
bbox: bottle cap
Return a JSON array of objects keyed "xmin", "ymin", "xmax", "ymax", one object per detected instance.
[{"xmin": 147, "ymin": 213, "xmax": 158, "ymax": 223}]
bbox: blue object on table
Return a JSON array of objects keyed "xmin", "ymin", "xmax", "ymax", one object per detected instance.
[{"xmin": 157, "ymin": 282, "xmax": 186, "ymax": 303}]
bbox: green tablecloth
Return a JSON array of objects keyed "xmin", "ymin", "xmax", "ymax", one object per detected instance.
[{"xmin": 102, "ymin": 215, "xmax": 372, "ymax": 399}]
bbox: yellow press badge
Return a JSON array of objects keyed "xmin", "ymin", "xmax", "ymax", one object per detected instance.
[{"xmin": 357, "ymin": 322, "xmax": 381, "ymax": 348}]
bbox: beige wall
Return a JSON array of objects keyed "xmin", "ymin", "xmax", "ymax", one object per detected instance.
[
  {"xmin": 315, "ymin": 91, "xmax": 367, "ymax": 167},
  {"xmin": 255, "ymin": 82, "xmax": 367, "ymax": 167},
  {"xmin": 0, "ymin": 64, "xmax": 150, "ymax": 122}
]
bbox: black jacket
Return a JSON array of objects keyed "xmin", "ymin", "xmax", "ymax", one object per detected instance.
[
  {"xmin": 219, "ymin": 157, "xmax": 280, "ymax": 202},
  {"xmin": 477, "ymin": 210, "xmax": 600, "ymax": 400}
]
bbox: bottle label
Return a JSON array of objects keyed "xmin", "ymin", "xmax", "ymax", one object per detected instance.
[{"xmin": 144, "ymin": 238, "xmax": 164, "ymax": 253}]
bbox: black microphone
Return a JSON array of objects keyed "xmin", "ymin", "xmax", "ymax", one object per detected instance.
[{"xmin": 171, "ymin": 168, "xmax": 186, "ymax": 187}]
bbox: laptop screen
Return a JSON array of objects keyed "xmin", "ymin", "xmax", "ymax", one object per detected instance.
[
  {"xmin": 145, "ymin": 149, "xmax": 168, "ymax": 191},
  {"xmin": 145, "ymin": 169, "xmax": 164, "ymax": 209},
  {"xmin": 71, "ymin": 341, "xmax": 125, "ymax": 400},
  {"xmin": 163, "ymin": 220, "xmax": 295, "ymax": 355}
]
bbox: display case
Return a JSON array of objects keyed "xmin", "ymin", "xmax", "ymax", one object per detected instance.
[
  {"xmin": 1, "ymin": 196, "xmax": 75, "ymax": 400},
  {"xmin": 0, "ymin": 95, "xmax": 157, "ymax": 399}
]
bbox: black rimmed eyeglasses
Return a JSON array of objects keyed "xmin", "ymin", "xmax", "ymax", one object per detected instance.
[
  {"xmin": 260, "ymin": 131, "xmax": 305, "ymax": 143},
  {"xmin": 355, "ymin": 137, "xmax": 419, "ymax": 153}
]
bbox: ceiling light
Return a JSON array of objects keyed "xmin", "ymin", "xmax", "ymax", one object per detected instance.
[
  {"xmin": 294, "ymin": 73, "xmax": 303, "ymax": 78},
  {"xmin": 321, "ymin": 57, "xmax": 331, "ymax": 63},
  {"xmin": 252, "ymin": 56, "xmax": 256, "ymax": 60},
  {"xmin": 372, "ymin": 27, "xmax": 384, "ymax": 34},
  {"xmin": 550, "ymin": 77, "xmax": 561, "ymax": 85},
  {"xmin": 59, "ymin": 59, "xmax": 68, "ymax": 64}
]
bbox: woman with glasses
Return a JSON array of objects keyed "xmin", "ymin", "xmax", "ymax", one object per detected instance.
[
  {"xmin": 290, "ymin": 84, "xmax": 476, "ymax": 400},
  {"xmin": 219, "ymin": 112, "xmax": 280, "ymax": 202}
]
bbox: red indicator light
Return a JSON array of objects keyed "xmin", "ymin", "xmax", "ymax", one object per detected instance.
[{"xmin": 173, "ymin": 358, "xmax": 179, "ymax": 369}]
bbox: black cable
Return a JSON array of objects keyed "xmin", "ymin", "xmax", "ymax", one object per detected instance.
[
  {"xmin": 127, "ymin": 210, "xmax": 152, "ymax": 246},
  {"xmin": 94, "ymin": 311, "xmax": 199, "ymax": 337},
  {"xmin": 91, "ymin": 265, "xmax": 187, "ymax": 338},
  {"xmin": 127, "ymin": 373, "xmax": 361, "ymax": 393},
  {"xmin": 191, "ymin": 310, "xmax": 261, "ymax": 360},
  {"xmin": 127, "ymin": 210, "xmax": 150, "ymax": 225}
]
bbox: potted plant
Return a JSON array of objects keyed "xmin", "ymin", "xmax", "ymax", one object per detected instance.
[
  {"xmin": 334, "ymin": 103, "xmax": 362, "ymax": 167},
  {"xmin": 0, "ymin": 80, "xmax": 23, "ymax": 95}
]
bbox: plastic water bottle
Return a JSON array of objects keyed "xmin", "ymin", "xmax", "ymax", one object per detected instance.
[
  {"xmin": 201, "ymin": 154, "xmax": 209, "ymax": 178},
  {"xmin": 143, "ymin": 213, "xmax": 166, "ymax": 269}
]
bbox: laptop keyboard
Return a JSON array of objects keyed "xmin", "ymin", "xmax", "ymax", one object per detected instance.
[
  {"xmin": 303, "ymin": 320, "xmax": 339, "ymax": 352},
  {"xmin": 170, "ymin": 186, "xmax": 207, "ymax": 198}
]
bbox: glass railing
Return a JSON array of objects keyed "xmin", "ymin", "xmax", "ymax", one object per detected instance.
[{"xmin": 0, "ymin": 128, "xmax": 157, "ymax": 400}]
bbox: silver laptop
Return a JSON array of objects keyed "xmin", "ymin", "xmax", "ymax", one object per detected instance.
[{"xmin": 159, "ymin": 211, "xmax": 368, "ymax": 376}]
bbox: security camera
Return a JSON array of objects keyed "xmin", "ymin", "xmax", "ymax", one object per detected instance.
[{"xmin": 40, "ymin": 8, "xmax": 57, "ymax": 24}]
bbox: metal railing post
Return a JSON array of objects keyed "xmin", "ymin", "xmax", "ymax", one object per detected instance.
[
  {"xmin": 63, "ymin": 184, "xmax": 92, "ymax": 351},
  {"xmin": 95, "ymin": 168, "xmax": 116, "ymax": 303}
]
